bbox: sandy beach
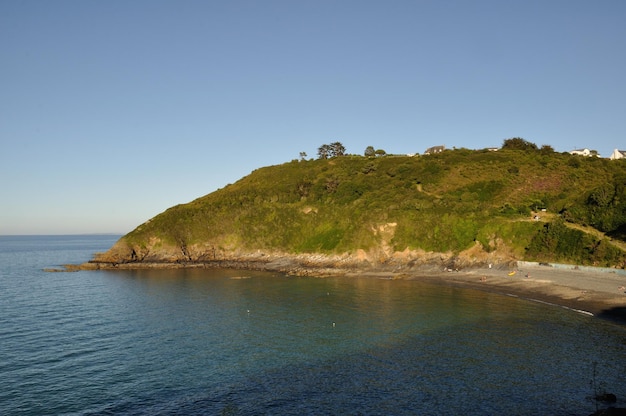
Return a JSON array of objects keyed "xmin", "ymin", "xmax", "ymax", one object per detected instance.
[{"xmin": 416, "ymin": 263, "xmax": 626, "ymax": 324}]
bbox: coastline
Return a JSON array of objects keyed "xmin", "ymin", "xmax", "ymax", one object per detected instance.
[
  {"xmin": 73, "ymin": 256, "xmax": 626, "ymax": 325},
  {"xmin": 395, "ymin": 264, "xmax": 626, "ymax": 325}
]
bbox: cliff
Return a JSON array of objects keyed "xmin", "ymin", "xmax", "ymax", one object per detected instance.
[{"xmin": 87, "ymin": 148, "xmax": 626, "ymax": 271}]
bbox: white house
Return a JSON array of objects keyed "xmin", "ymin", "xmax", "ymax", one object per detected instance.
[
  {"xmin": 569, "ymin": 148, "xmax": 593, "ymax": 157},
  {"xmin": 610, "ymin": 149, "xmax": 626, "ymax": 160}
]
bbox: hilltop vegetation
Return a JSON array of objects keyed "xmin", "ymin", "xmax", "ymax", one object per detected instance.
[{"xmin": 100, "ymin": 143, "xmax": 626, "ymax": 269}]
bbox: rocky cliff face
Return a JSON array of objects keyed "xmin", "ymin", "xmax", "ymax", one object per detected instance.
[{"xmin": 83, "ymin": 234, "xmax": 517, "ymax": 275}]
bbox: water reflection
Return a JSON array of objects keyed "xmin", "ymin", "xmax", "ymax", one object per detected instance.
[{"xmin": 95, "ymin": 268, "xmax": 626, "ymax": 415}]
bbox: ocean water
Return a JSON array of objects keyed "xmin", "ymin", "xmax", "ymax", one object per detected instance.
[{"xmin": 1, "ymin": 235, "xmax": 625, "ymax": 415}]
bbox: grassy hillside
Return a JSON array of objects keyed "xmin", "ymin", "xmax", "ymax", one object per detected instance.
[{"xmin": 112, "ymin": 148, "xmax": 626, "ymax": 268}]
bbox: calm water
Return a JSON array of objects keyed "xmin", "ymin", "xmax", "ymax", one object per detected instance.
[{"xmin": 1, "ymin": 235, "xmax": 625, "ymax": 415}]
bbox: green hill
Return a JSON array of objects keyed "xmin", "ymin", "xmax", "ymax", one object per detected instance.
[{"xmin": 94, "ymin": 147, "xmax": 626, "ymax": 271}]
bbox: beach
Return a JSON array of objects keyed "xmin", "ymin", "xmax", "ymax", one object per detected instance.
[{"xmin": 417, "ymin": 263, "xmax": 626, "ymax": 324}]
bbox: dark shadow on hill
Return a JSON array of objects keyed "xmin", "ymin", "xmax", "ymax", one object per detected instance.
[
  {"xmin": 597, "ymin": 307, "xmax": 626, "ymax": 325},
  {"xmin": 607, "ymin": 225, "xmax": 626, "ymax": 242}
]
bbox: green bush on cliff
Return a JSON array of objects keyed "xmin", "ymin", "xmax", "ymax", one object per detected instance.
[{"xmin": 526, "ymin": 218, "xmax": 626, "ymax": 267}]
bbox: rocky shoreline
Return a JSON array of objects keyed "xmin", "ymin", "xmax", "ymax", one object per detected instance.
[{"xmin": 58, "ymin": 250, "xmax": 626, "ymax": 326}]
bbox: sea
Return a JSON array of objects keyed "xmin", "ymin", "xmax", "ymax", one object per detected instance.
[{"xmin": 1, "ymin": 234, "xmax": 625, "ymax": 416}]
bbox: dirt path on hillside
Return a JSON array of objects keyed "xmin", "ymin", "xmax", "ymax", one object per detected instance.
[{"xmin": 526, "ymin": 211, "xmax": 626, "ymax": 252}]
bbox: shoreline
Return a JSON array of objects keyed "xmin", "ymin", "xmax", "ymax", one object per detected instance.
[
  {"xmin": 72, "ymin": 258, "xmax": 626, "ymax": 325},
  {"xmin": 397, "ymin": 264, "xmax": 626, "ymax": 325}
]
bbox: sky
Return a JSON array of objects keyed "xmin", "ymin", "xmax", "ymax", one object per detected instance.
[{"xmin": 1, "ymin": 0, "xmax": 625, "ymax": 235}]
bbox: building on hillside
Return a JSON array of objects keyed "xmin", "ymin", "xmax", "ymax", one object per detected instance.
[
  {"xmin": 424, "ymin": 145, "xmax": 445, "ymax": 155},
  {"xmin": 610, "ymin": 149, "xmax": 626, "ymax": 160},
  {"xmin": 569, "ymin": 148, "xmax": 593, "ymax": 157}
]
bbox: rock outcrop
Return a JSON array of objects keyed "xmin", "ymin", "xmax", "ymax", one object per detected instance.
[{"xmin": 78, "ymin": 234, "xmax": 517, "ymax": 276}]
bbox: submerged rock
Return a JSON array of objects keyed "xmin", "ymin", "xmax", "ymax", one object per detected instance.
[
  {"xmin": 596, "ymin": 393, "xmax": 618, "ymax": 403},
  {"xmin": 590, "ymin": 407, "xmax": 626, "ymax": 416}
]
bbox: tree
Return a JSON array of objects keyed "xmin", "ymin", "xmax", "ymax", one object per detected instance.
[
  {"xmin": 299, "ymin": 151, "xmax": 307, "ymax": 161},
  {"xmin": 588, "ymin": 183, "xmax": 615, "ymax": 208},
  {"xmin": 329, "ymin": 142, "xmax": 346, "ymax": 157},
  {"xmin": 375, "ymin": 149, "xmax": 386, "ymax": 157},
  {"xmin": 317, "ymin": 144, "xmax": 331, "ymax": 159},
  {"xmin": 318, "ymin": 142, "xmax": 346, "ymax": 159},
  {"xmin": 364, "ymin": 146, "xmax": 376, "ymax": 157},
  {"xmin": 502, "ymin": 137, "xmax": 538, "ymax": 151}
]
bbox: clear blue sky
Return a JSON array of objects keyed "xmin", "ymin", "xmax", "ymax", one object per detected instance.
[{"xmin": 2, "ymin": 0, "xmax": 625, "ymax": 235}]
